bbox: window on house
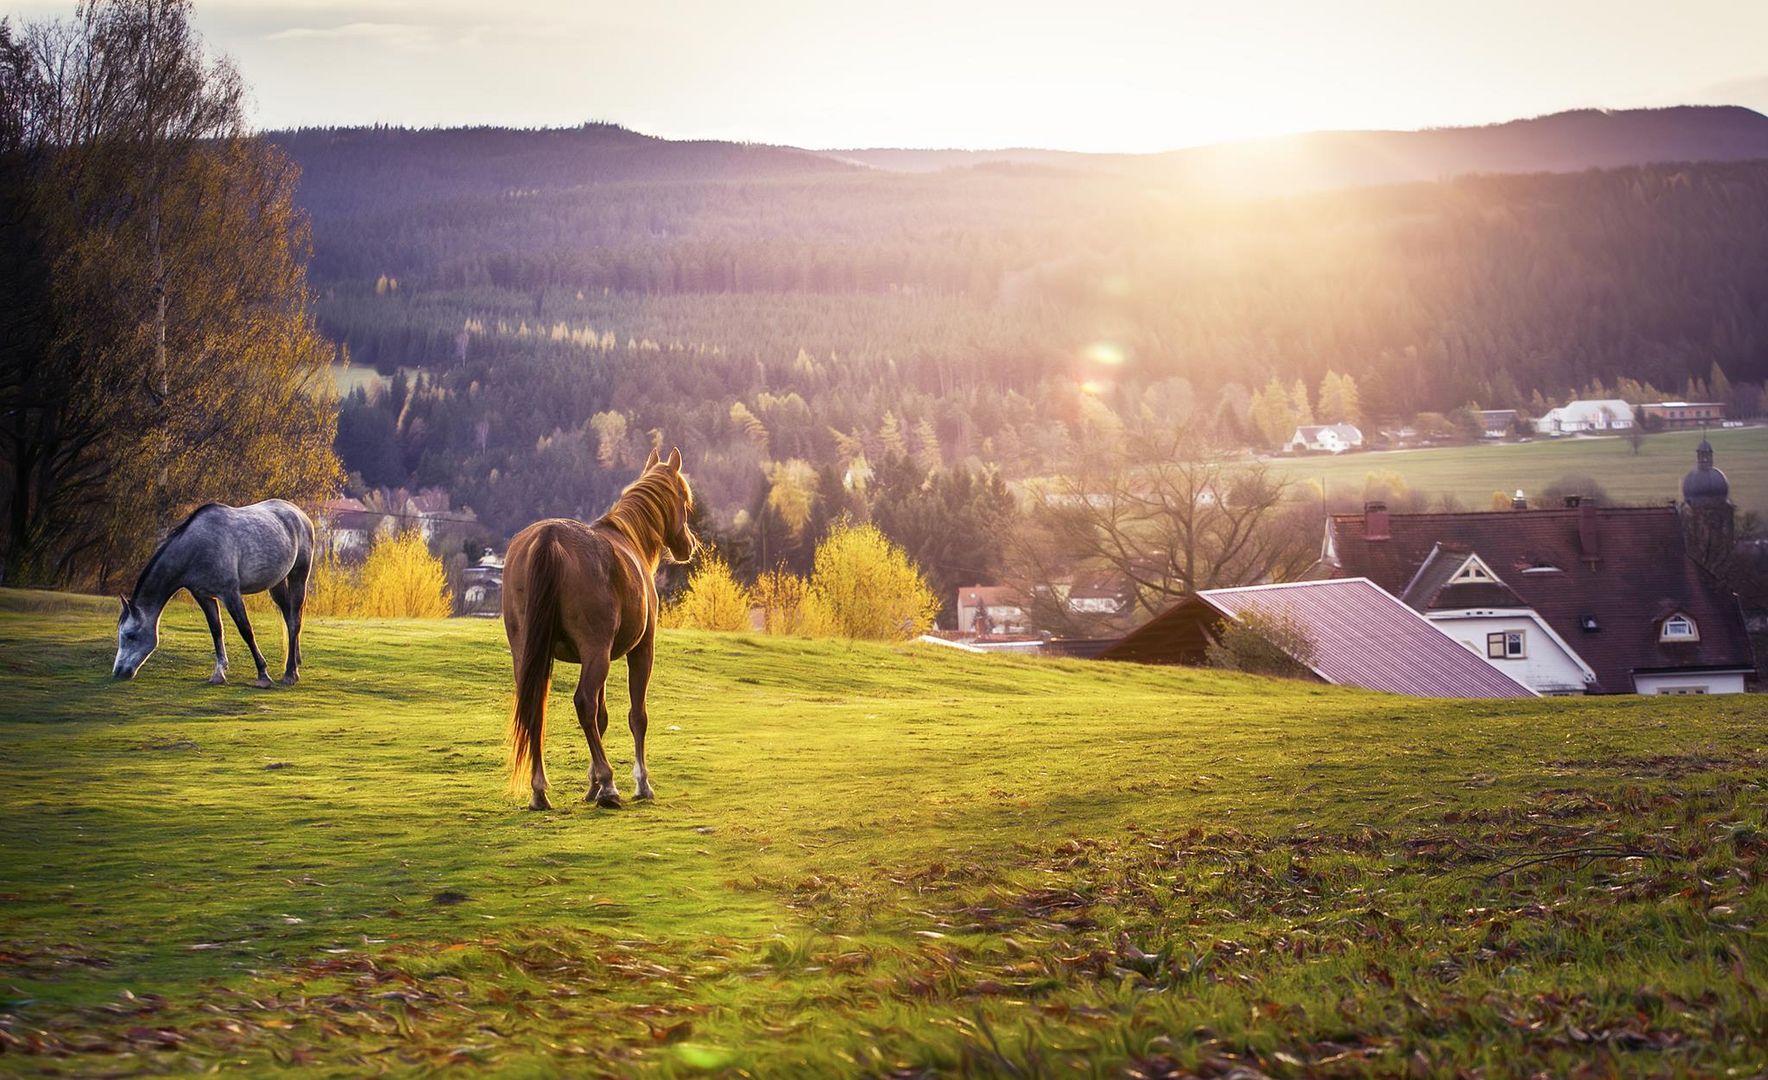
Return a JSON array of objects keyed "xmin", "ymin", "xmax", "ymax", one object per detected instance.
[
  {"xmin": 1660, "ymin": 615, "xmax": 1699, "ymax": 642},
  {"xmin": 1486, "ymin": 631, "xmax": 1525, "ymax": 659},
  {"xmin": 1657, "ymin": 685, "xmax": 1708, "ymax": 695},
  {"xmin": 1451, "ymin": 557, "xmax": 1494, "ymax": 584}
]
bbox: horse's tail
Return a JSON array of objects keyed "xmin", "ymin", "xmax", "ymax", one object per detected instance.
[{"xmin": 509, "ymin": 529, "xmax": 563, "ymax": 797}]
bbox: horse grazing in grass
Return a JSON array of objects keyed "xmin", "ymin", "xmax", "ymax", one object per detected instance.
[
  {"xmin": 114, "ymin": 500, "xmax": 315, "ymax": 687},
  {"xmin": 505, "ymin": 447, "xmax": 699, "ymax": 810}
]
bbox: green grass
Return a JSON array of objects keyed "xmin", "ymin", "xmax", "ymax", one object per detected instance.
[
  {"xmin": 1272, "ymin": 426, "xmax": 1768, "ymax": 516},
  {"xmin": 2, "ymin": 588, "xmax": 1765, "ymax": 1076}
]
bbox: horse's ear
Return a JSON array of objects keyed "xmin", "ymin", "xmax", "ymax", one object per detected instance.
[
  {"xmin": 666, "ymin": 447, "xmax": 682, "ymax": 472},
  {"xmin": 118, "ymin": 595, "xmax": 131, "ymax": 615},
  {"xmin": 643, "ymin": 447, "xmax": 659, "ymax": 471}
]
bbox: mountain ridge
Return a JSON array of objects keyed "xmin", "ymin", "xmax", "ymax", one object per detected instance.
[
  {"xmin": 270, "ymin": 106, "xmax": 1768, "ymax": 209},
  {"xmin": 820, "ymin": 106, "xmax": 1768, "ymax": 195}
]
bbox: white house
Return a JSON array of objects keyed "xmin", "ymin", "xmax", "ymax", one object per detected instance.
[
  {"xmin": 1532, "ymin": 399, "xmax": 1634, "ymax": 435},
  {"xmin": 316, "ymin": 497, "xmax": 389, "ymax": 559},
  {"xmin": 1399, "ymin": 549, "xmax": 1596, "ymax": 695},
  {"xmin": 954, "ymin": 585, "xmax": 1029, "ymax": 635},
  {"xmin": 1287, "ymin": 423, "xmax": 1364, "ymax": 454},
  {"xmin": 1323, "ymin": 490, "xmax": 1756, "ymax": 696}
]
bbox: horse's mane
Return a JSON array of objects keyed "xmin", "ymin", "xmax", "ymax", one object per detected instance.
[
  {"xmin": 132, "ymin": 502, "xmax": 224, "ymax": 599},
  {"xmin": 596, "ymin": 468, "xmax": 692, "ymax": 555}
]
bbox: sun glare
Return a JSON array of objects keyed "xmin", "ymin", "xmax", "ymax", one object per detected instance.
[{"xmin": 1084, "ymin": 342, "xmax": 1126, "ymax": 367}]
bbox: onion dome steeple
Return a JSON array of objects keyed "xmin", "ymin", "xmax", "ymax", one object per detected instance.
[{"xmin": 1681, "ymin": 438, "xmax": 1730, "ymax": 507}]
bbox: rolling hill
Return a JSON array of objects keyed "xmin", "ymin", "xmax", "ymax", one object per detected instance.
[{"xmin": 268, "ymin": 109, "xmax": 1768, "ymax": 535}]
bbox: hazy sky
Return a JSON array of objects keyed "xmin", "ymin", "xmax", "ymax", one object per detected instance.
[{"xmin": 13, "ymin": 0, "xmax": 1768, "ymax": 151}]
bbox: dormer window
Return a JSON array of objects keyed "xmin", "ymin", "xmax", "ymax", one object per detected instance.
[
  {"xmin": 1660, "ymin": 614, "xmax": 1699, "ymax": 642},
  {"xmin": 1450, "ymin": 555, "xmax": 1497, "ymax": 585}
]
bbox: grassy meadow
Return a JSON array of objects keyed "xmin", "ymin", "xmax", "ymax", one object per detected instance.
[
  {"xmin": 1, "ymin": 589, "xmax": 1766, "ymax": 1076},
  {"xmin": 1271, "ymin": 426, "xmax": 1768, "ymax": 516}
]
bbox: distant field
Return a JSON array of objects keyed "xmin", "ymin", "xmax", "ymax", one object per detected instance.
[
  {"xmin": 1271, "ymin": 426, "xmax": 1768, "ymax": 516},
  {"xmin": 3, "ymin": 590, "xmax": 1765, "ymax": 1075},
  {"xmin": 328, "ymin": 362, "xmax": 392, "ymax": 397}
]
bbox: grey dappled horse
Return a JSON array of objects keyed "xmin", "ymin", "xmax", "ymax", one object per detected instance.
[{"xmin": 114, "ymin": 500, "xmax": 316, "ymax": 687}]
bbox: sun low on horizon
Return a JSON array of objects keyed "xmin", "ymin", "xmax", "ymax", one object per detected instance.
[{"xmin": 10, "ymin": 0, "xmax": 1768, "ymax": 150}]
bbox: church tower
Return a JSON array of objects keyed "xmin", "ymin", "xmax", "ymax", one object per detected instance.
[{"xmin": 1680, "ymin": 437, "xmax": 1734, "ymax": 577}]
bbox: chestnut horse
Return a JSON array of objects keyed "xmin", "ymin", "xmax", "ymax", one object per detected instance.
[{"xmin": 505, "ymin": 448, "xmax": 698, "ymax": 810}]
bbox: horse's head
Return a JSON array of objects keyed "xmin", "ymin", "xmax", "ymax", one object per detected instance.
[
  {"xmin": 645, "ymin": 446, "xmax": 699, "ymax": 564},
  {"xmin": 113, "ymin": 596, "xmax": 159, "ymax": 679}
]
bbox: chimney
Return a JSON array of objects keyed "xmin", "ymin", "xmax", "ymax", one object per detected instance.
[
  {"xmin": 1577, "ymin": 502, "xmax": 1600, "ymax": 561},
  {"xmin": 1563, "ymin": 494, "xmax": 1581, "ymax": 508},
  {"xmin": 1511, "ymin": 489, "xmax": 1528, "ymax": 510},
  {"xmin": 1363, "ymin": 500, "xmax": 1390, "ymax": 541}
]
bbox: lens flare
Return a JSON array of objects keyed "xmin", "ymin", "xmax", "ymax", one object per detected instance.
[{"xmin": 1084, "ymin": 342, "xmax": 1125, "ymax": 366}]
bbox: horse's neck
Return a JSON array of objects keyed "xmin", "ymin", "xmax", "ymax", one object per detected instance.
[
  {"xmin": 601, "ymin": 515, "xmax": 663, "ymax": 572},
  {"xmin": 131, "ymin": 553, "xmax": 182, "ymax": 617}
]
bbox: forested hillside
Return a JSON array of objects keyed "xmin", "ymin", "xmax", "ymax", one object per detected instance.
[{"xmin": 281, "ymin": 117, "xmax": 1768, "ymax": 541}]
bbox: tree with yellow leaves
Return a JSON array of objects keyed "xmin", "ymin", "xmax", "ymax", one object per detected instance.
[
  {"xmin": 663, "ymin": 551, "xmax": 752, "ymax": 631},
  {"xmin": 355, "ymin": 531, "xmax": 453, "ymax": 618},
  {"xmin": 765, "ymin": 459, "xmax": 819, "ymax": 539},
  {"xmin": 2, "ymin": 1, "xmax": 338, "ymax": 585},
  {"xmin": 801, "ymin": 522, "xmax": 939, "ymax": 641}
]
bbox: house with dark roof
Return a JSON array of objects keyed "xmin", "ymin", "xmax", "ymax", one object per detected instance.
[
  {"xmin": 1100, "ymin": 579, "xmax": 1535, "ymax": 698},
  {"xmin": 1320, "ymin": 460, "xmax": 1754, "ymax": 694},
  {"xmin": 1394, "ymin": 544, "xmax": 1596, "ymax": 694},
  {"xmin": 1477, "ymin": 409, "xmax": 1519, "ymax": 439}
]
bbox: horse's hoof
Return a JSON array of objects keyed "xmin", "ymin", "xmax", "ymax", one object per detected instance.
[
  {"xmin": 280, "ymin": 673, "xmax": 298, "ymax": 686},
  {"xmin": 596, "ymin": 792, "xmax": 623, "ymax": 809},
  {"xmin": 252, "ymin": 676, "xmax": 273, "ymax": 689},
  {"xmin": 529, "ymin": 793, "xmax": 552, "ymax": 811},
  {"xmin": 635, "ymin": 786, "xmax": 655, "ymax": 801},
  {"xmin": 207, "ymin": 673, "xmax": 226, "ymax": 686}
]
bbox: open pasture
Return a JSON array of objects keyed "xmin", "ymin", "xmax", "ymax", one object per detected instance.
[
  {"xmin": 1, "ymin": 590, "xmax": 1765, "ymax": 1076},
  {"xmin": 1272, "ymin": 426, "xmax": 1768, "ymax": 516}
]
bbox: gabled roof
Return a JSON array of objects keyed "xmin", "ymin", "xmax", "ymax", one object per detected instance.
[
  {"xmin": 1201, "ymin": 580, "xmax": 1535, "ymax": 697},
  {"xmin": 316, "ymin": 497, "xmax": 379, "ymax": 532},
  {"xmin": 1547, "ymin": 398, "xmax": 1633, "ymax": 416},
  {"xmin": 1326, "ymin": 506, "xmax": 1755, "ymax": 692},
  {"xmin": 1399, "ymin": 545, "xmax": 1528, "ymax": 611},
  {"xmin": 406, "ymin": 490, "xmax": 452, "ymax": 515},
  {"xmin": 1105, "ymin": 578, "xmax": 1535, "ymax": 698}
]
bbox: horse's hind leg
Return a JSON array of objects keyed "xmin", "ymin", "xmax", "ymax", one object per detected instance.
[
  {"xmin": 271, "ymin": 567, "xmax": 306, "ymax": 686},
  {"xmin": 627, "ymin": 631, "xmax": 656, "ymax": 800},
  {"xmin": 221, "ymin": 591, "xmax": 273, "ymax": 688},
  {"xmin": 199, "ymin": 595, "xmax": 228, "ymax": 684},
  {"xmin": 573, "ymin": 652, "xmax": 619, "ymax": 807}
]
